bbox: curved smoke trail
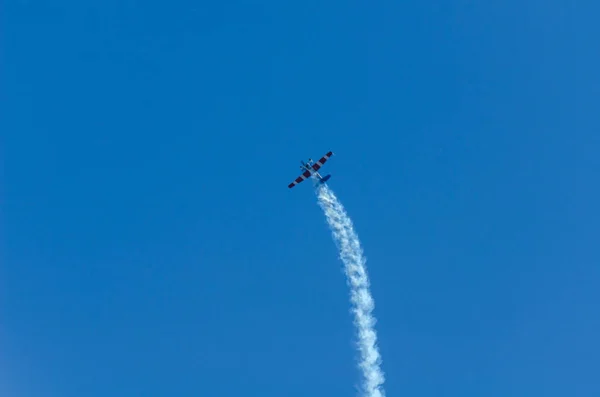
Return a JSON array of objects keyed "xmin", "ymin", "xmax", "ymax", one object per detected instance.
[{"xmin": 316, "ymin": 185, "xmax": 385, "ymax": 397}]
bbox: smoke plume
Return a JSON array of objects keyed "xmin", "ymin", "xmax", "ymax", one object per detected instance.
[{"xmin": 316, "ymin": 185, "xmax": 385, "ymax": 397}]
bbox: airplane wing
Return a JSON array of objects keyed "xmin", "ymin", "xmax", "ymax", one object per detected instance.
[
  {"xmin": 311, "ymin": 151, "xmax": 334, "ymax": 171},
  {"xmin": 288, "ymin": 170, "xmax": 312, "ymax": 188}
]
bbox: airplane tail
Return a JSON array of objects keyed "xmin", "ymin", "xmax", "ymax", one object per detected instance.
[{"xmin": 319, "ymin": 174, "xmax": 331, "ymax": 184}]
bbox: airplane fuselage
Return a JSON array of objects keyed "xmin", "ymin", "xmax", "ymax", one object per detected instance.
[{"xmin": 301, "ymin": 160, "xmax": 324, "ymax": 179}]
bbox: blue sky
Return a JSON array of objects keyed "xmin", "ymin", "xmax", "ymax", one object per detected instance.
[{"xmin": 2, "ymin": 1, "xmax": 599, "ymax": 396}]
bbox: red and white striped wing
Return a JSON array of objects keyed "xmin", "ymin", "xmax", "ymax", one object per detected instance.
[
  {"xmin": 311, "ymin": 151, "xmax": 334, "ymax": 171},
  {"xmin": 288, "ymin": 170, "xmax": 312, "ymax": 188}
]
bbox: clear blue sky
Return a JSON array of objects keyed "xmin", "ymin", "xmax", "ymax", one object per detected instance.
[{"xmin": 2, "ymin": 1, "xmax": 599, "ymax": 396}]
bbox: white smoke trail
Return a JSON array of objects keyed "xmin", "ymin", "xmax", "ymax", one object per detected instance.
[{"xmin": 316, "ymin": 184, "xmax": 385, "ymax": 397}]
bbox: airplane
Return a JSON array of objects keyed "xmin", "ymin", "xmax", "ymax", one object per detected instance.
[{"xmin": 288, "ymin": 151, "xmax": 334, "ymax": 189}]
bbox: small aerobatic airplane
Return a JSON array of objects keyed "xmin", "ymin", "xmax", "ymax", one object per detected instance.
[{"xmin": 288, "ymin": 151, "xmax": 334, "ymax": 189}]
